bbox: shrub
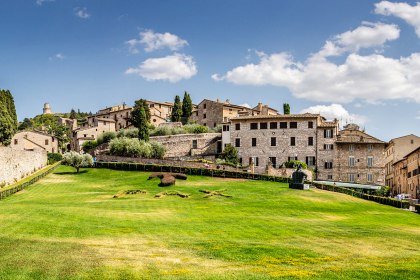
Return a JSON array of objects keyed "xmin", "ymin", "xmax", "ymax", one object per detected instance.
[
  {"xmin": 117, "ymin": 128, "xmax": 139, "ymax": 138},
  {"xmin": 109, "ymin": 138, "xmax": 165, "ymax": 158},
  {"xmin": 150, "ymin": 141, "xmax": 166, "ymax": 159},
  {"xmin": 220, "ymin": 144, "xmax": 239, "ymax": 165},
  {"xmin": 283, "ymin": 160, "xmax": 307, "ymax": 169},
  {"xmin": 82, "ymin": 140, "xmax": 97, "ymax": 152},
  {"xmin": 96, "ymin": 131, "xmax": 116, "ymax": 145},
  {"xmin": 415, "ymin": 204, "xmax": 420, "ymax": 214},
  {"xmin": 184, "ymin": 124, "xmax": 208, "ymax": 134},
  {"xmin": 62, "ymin": 151, "xmax": 93, "ymax": 173},
  {"xmin": 47, "ymin": 152, "xmax": 63, "ymax": 164}
]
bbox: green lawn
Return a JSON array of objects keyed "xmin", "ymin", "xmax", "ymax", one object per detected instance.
[{"xmin": 0, "ymin": 165, "xmax": 419, "ymax": 280}]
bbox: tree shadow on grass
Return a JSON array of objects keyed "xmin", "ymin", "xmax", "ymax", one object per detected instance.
[{"xmin": 54, "ymin": 170, "xmax": 89, "ymax": 175}]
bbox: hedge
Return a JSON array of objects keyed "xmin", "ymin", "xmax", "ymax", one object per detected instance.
[
  {"xmin": 95, "ymin": 161, "xmax": 291, "ymax": 183},
  {"xmin": 0, "ymin": 162, "xmax": 61, "ymax": 201},
  {"xmin": 415, "ymin": 204, "xmax": 420, "ymax": 214},
  {"xmin": 313, "ymin": 182, "xmax": 410, "ymax": 210}
]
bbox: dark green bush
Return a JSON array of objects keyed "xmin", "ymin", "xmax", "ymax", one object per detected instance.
[
  {"xmin": 283, "ymin": 160, "xmax": 307, "ymax": 169},
  {"xmin": 97, "ymin": 132, "xmax": 117, "ymax": 145},
  {"xmin": 415, "ymin": 204, "xmax": 420, "ymax": 214},
  {"xmin": 82, "ymin": 140, "xmax": 97, "ymax": 152},
  {"xmin": 47, "ymin": 152, "xmax": 63, "ymax": 164}
]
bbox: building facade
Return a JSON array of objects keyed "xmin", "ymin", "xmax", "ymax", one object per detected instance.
[
  {"xmin": 384, "ymin": 135, "xmax": 420, "ymax": 194},
  {"xmin": 71, "ymin": 117, "xmax": 116, "ymax": 152},
  {"xmin": 12, "ymin": 130, "xmax": 58, "ymax": 153},
  {"xmin": 145, "ymin": 100, "xmax": 173, "ymax": 126},
  {"xmin": 393, "ymin": 147, "xmax": 420, "ymax": 199}
]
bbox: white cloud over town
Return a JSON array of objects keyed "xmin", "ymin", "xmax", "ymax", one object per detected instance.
[
  {"xmin": 74, "ymin": 7, "xmax": 90, "ymax": 19},
  {"xmin": 125, "ymin": 53, "xmax": 197, "ymax": 82},
  {"xmin": 36, "ymin": 0, "xmax": 54, "ymax": 6},
  {"xmin": 375, "ymin": 1, "xmax": 420, "ymax": 37},
  {"xmin": 300, "ymin": 104, "xmax": 367, "ymax": 126},
  {"xmin": 126, "ymin": 30, "xmax": 188, "ymax": 54},
  {"xmin": 213, "ymin": 21, "xmax": 420, "ymax": 104}
]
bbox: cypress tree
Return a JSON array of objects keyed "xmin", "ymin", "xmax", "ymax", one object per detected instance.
[
  {"xmin": 283, "ymin": 103, "xmax": 290, "ymax": 115},
  {"xmin": 70, "ymin": 109, "xmax": 77, "ymax": 119},
  {"xmin": 181, "ymin": 92, "xmax": 193, "ymax": 124},
  {"xmin": 171, "ymin": 95, "xmax": 182, "ymax": 122},
  {"xmin": 0, "ymin": 90, "xmax": 17, "ymax": 146},
  {"xmin": 137, "ymin": 106, "xmax": 149, "ymax": 142},
  {"xmin": 130, "ymin": 99, "xmax": 150, "ymax": 127}
]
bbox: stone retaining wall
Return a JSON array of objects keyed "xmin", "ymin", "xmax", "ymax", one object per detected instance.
[
  {"xmin": 0, "ymin": 147, "xmax": 47, "ymax": 186},
  {"xmin": 267, "ymin": 166, "xmax": 313, "ymax": 181}
]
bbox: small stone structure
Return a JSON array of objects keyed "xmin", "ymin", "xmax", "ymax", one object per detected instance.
[{"xmin": 0, "ymin": 147, "xmax": 47, "ymax": 186}]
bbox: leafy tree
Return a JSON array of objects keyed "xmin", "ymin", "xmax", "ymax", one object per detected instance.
[
  {"xmin": 62, "ymin": 151, "xmax": 94, "ymax": 173},
  {"xmin": 137, "ymin": 106, "xmax": 150, "ymax": 141},
  {"xmin": 129, "ymin": 99, "xmax": 150, "ymax": 127},
  {"xmin": 0, "ymin": 90, "xmax": 18, "ymax": 146},
  {"xmin": 171, "ymin": 95, "xmax": 182, "ymax": 122},
  {"xmin": 181, "ymin": 92, "xmax": 193, "ymax": 124},
  {"xmin": 82, "ymin": 140, "xmax": 98, "ymax": 152},
  {"xmin": 69, "ymin": 109, "xmax": 77, "ymax": 119},
  {"xmin": 18, "ymin": 118, "xmax": 33, "ymax": 130},
  {"xmin": 283, "ymin": 103, "xmax": 290, "ymax": 115},
  {"xmin": 220, "ymin": 144, "xmax": 239, "ymax": 165}
]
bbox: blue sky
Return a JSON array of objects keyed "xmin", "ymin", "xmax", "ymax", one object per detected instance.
[{"xmin": 1, "ymin": 0, "xmax": 419, "ymax": 141}]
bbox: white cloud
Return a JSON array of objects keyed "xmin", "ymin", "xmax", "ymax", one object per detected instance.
[
  {"xmin": 213, "ymin": 21, "xmax": 420, "ymax": 104},
  {"xmin": 36, "ymin": 0, "xmax": 54, "ymax": 5},
  {"xmin": 239, "ymin": 103, "xmax": 251, "ymax": 108},
  {"xmin": 125, "ymin": 30, "xmax": 188, "ymax": 54},
  {"xmin": 74, "ymin": 7, "xmax": 90, "ymax": 19},
  {"xmin": 317, "ymin": 22, "xmax": 399, "ymax": 57},
  {"xmin": 49, "ymin": 53, "xmax": 65, "ymax": 61},
  {"xmin": 300, "ymin": 104, "xmax": 367, "ymax": 126},
  {"xmin": 375, "ymin": 1, "xmax": 420, "ymax": 37},
  {"xmin": 125, "ymin": 53, "xmax": 197, "ymax": 82}
]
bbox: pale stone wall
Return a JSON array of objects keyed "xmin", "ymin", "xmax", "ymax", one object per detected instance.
[
  {"xmin": 12, "ymin": 131, "xmax": 59, "ymax": 153},
  {"xmin": 150, "ymin": 133, "xmax": 221, "ymax": 158},
  {"xmin": 267, "ymin": 166, "xmax": 313, "ymax": 181},
  {"xmin": 316, "ymin": 125, "xmax": 339, "ymax": 181},
  {"xmin": 0, "ymin": 147, "xmax": 47, "ymax": 186},
  {"xmin": 406, "ymin": 148, "xmax": 420, "ymax": 199},
  {"xmin": 72, "ymin": 120, "xmax": 116, "ymax": 152}
]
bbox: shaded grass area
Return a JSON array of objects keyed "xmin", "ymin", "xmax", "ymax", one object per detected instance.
[{"xmin": 0, "ymin": 165, "xmax": 419, "ymax": 279}]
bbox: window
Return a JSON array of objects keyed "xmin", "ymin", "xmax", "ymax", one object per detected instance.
[
  {"xmin": 203, "ymin": 123, "xmax": 206, "ymax": 127},
  {"xmin": 308, "ymin": 121, "xmax": 314, "ymax": 128},
  {"xmin": 260, "ymin": 122, "xmax": 267, "ymax": 129},
  {"xmin": 45, "ymin": 139, "xmax": 49, "ymax": 145},
  {"xmin": 150, "ymin": 104, "xmax": 154, "ymax": 108},
  {"xmin": 235, "ymin": 138, "xmax": 241, "ymax": 147},
  {"xmin": 249, "ymin": 157, "xmax": 259, "ymax": 166},
  {"xmin": 269, "ymin": 157, "xmax": 276, "ymax": 168},
  {"xmin": 235, "ymin": 123, "xmax": 240, "ymax": 130},
  {"xmin": 290, "ymin": 137, "xmax": 296, "ymax": 146},
  {"xmin": 367, "ymin": 144, "xmax": 373, "ymax": 152},
  {"xmin": 289, "ymin": 122, "xmax": 297, "ymax": 129},
  {"xmin": 214, "ymin": 123, "xmax": 217, "ymax": 127},
  {"xmin": 325, "ymin": 161, "xmax": 333, "ymax": 169},
  {"xmin": 324, "ymin": 129, "xmax": 333, "ymax": 138},
  {"xmin": 348, "ymin": 173, "xmax": 356, "ymax": 182},
  {"xmin": 270, "ymin": 122, "xmax": 277, "ymax": 129},
  {"xmin": 195, "ymin": 111, "xmax": 198, "ymax": 116},
  {"xmin": 192, "ymin": 140, "xmax": 197, "ymax": 149},
  {"xmin": 349, "ymin": 156, "xmax": 355, "ymax": 167},
  {"xmin": 252, "ymin": 138, "xmax": 257, "ymax": 147},
  {"xmin": 250, "ymin": 123, "xmax": 258, "ymax": 130},
  {"xmin": 203, "ymin": 113, "xmax": 206, "ymax": 119},
  {"xmin": 271, "ymin": 137, "xmax": 276, "ymax": 146},
  {"xmin": 222, "ymin": 125, "xmax": 229, "ymax": 132},
  {"xmin": 349, "ymin": 144, "xmax": 355, "ymax": 152},
  {"xmin": 52, "ymin": 138, "xmax": 55, "ymax": 142},
  {"xmin": 324, "ymin": 144, "xmax": 334, "ymax": 150},
  {"xmin": 288, "ymin": 156, "xmax": 298, "ymax": 161},
  {"xmin": 327, "ymin": 175, "xmax": 333, "ymax": 180},
  {"xmin": 367, "ymin": 156, "xmax": 373, "ymax": 167},
  {"xmin": 239, "ymin": 158, "xmax": 243, "ymax": 165},
  {"xmin": 306, "ymin": 156, "xmax": 316, "ymax": 167},
  {"xmin": 280, "ymin": 122, "xmax": 287, "ymax": 129},
  {"xmin": 308, "ymin": 137, "xmax": 313, "ymax": 146},
  {"xmin": 203, "ymin": 103, "xmax": 206, "ymax": 109},
  {"xmin": 367, "ymin": 173, "xmax": 373, "ymax": 182},
  {"xmin": 14, "ymin": 139, "xmax": 18, "ymax": 145}
]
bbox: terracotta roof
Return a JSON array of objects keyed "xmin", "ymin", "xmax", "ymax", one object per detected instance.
[
  {"xmin": 318, "ymin": 121, "xmax": 338, "ymax": 128},
  {"xmin": 231, "ymin": 113, "xmax": 319, "ymax": 121},
  {"xmin": 336, "ymin": 130, "xmax": 385, "ymax": 144}
]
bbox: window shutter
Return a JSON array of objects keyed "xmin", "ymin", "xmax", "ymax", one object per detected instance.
[
  {"xmin": 325, "ymin": 162, "xmax": 327, "ymax": 168},
  {"xmin": 306, "ymin": 157, "xmax": 308, "ymax": 165},
  {"xmin": 324, "ymin": 130, "xmax": 326, "ymax": 138}
]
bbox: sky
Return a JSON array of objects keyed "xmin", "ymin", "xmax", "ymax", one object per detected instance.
[{"xmin": 1, "ymin": 0, "xmax": 420, "ymax": 141}]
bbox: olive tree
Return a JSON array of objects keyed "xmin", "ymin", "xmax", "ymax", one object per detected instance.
[{"xmin": 62, "ymin": 151, "xmax": 94, "ymax": 173}]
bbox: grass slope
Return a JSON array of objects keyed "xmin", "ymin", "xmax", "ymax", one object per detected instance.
[{"xmin": 0, "ymin": 166, "xmax": 419, "ymax": 279}]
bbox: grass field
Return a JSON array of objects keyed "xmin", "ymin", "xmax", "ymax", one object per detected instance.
[{"xmin": 0, "ymin": 165, "xmax": 419, "ymax": 279}]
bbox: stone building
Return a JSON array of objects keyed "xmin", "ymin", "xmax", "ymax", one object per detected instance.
[
  {"xmin": 57, "ymin": 117, "xmax": 78, "ymax": 131},
  {"xmin": 71, "ymin": 117, "xmax": 116, "ymax": 152},
  {"xmin": 145, "ymin": 100, "xmax": 173, "ymax": 126},
  {"xmin": 12, "ymin": 130, "xmax": 58, "ymax": 153},
  {"xmin": 393, "ymin": 147, "xmax": 420, "ymax": 199},
  {"xmin": 333, "ymin": 124, "xmax": 386, "ymax": 185},
  {"xmin": 43, "ymin": 103, "xmax": 52, "ymax": 115},
  {"xmin": 222, "ymin": 114, "xmax": 386, "ymax": 185},
  {"xmin": 191, "ymin": 99, "xmax": 277, "ymax": 129},
  {"xmin": 89, "ymin": 104, "xmax": 132, "ymax": 131},
  {"xmin": 384, "ymin": 134, "xmax": 420, "ymax": 193}
]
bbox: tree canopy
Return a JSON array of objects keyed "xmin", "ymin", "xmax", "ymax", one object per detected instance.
[
  {"xmin": 181, "ymin": 92, "xmax": 193, "ymax": 124},
  {"xmin": 221, "ymin": 144, "xmax": 239, "ymax": 165},
  {"xmin": 283, "ymin": 103, "xmax": 290, "ymax": 115},
  {"xmin": 129, "ymin": 99, "xmax": 151, "ymax": 127},
  {"xmin": 137, "ymin": 106, "xmax": 150, "ymax": 141},
  {"xmin": 0, "ymin": 90, "xmax": 18, "ymax": 146},
  {"xmin": 171, "ymin": 95, "xmax": 182, "ymax": 122}
]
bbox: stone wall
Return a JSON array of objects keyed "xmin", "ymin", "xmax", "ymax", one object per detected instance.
[
  {"xmin": 151, "ymin": 133, "xmax": 221, "ymax": 158},
  {"xmin": 0, "ymin": 147, "xmax": 47, "ymax": 186},
  {"xmin": 266, "ymin": 166, "xmax": 313, "ymax": 181}
]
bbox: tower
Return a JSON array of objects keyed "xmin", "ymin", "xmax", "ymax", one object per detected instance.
[{"xmin": 43, "ymin": 103, "xmax": 52, "ymax": 115}]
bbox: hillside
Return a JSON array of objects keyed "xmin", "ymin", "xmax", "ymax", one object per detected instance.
[{"xmin": 0, "ymin": 166, "xmax": 419, "ymax": 279}]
